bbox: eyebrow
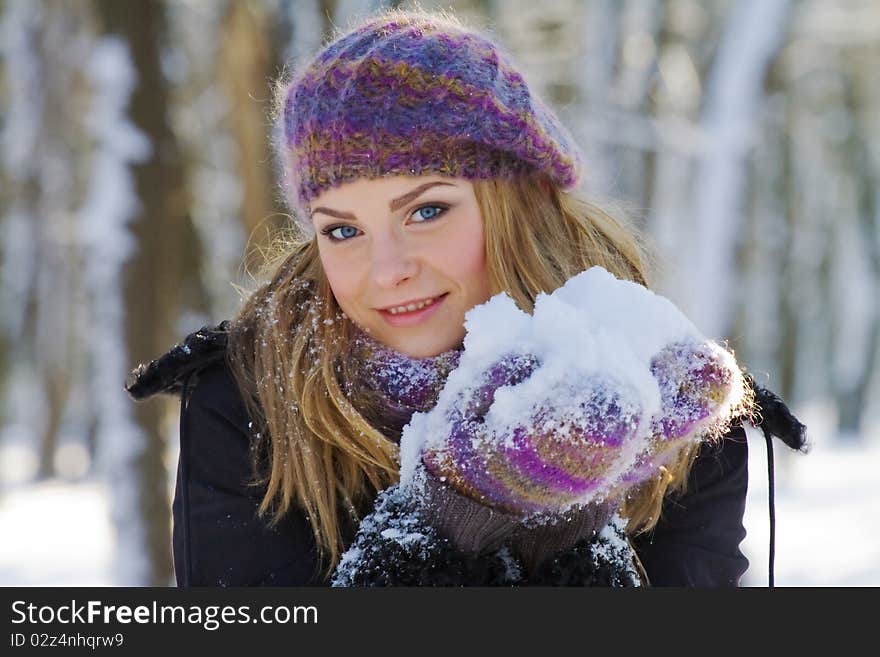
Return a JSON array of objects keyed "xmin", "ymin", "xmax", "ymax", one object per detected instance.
[{"xmin": 310, "ymin": 181, "xmax": 457, "ymax": 220}]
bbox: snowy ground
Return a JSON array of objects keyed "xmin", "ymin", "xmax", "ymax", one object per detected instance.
[
  {"xmin": 0, "ymin": 479, "xmax": 115, "ymax": 586},
  {"xmin": 1, "ymin": 424, "xmax": 878, "ymax": 586}
]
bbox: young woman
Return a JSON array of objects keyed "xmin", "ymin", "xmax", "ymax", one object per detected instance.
[{"xmin": 127, "ymin": 8, "xmax": 805, "ymax": 587}]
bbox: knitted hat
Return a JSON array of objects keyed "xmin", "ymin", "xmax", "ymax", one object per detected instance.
[{"xmin": 277, "ymin": 9, "xmax": 584, "ymax": 224}]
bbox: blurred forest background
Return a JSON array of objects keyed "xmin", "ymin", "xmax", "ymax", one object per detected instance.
[{"xmin": 1, "ymin": 0, "xmax": 878, "ymax": 586}]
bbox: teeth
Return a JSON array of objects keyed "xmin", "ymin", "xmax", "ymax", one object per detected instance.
[{"xmin": 388, "ymin": 297, "xmax": 436, "ymax": 315}]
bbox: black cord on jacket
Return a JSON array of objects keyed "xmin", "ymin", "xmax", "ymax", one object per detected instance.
[
  {"xmin": 744, "ymin": 373, "xmax": 808, "ymax": 589},
  {"xmin": 178, "ymin": 373, "xmax": 194, "ymax": 588},
  {"xmin": 765, "ymin": 429, "xmax": 775, "ymax": 588}
]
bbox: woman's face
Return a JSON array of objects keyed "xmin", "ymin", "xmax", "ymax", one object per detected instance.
[{"xmin": 310, "ymin": 174, "xmax": 492, "ymax": 358}]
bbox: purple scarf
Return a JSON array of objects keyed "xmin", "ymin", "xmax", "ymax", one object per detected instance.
[{"xmin": 347, "ymin": 330, "xmax": 463, "ymax": 440}]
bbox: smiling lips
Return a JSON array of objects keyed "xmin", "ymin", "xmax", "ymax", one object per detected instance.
[
  {"xmin": 378, "ymin": 293, "xmax": 447, "ymax": 326},
  {"xmin": 384, "ymin": 296, "xmax": 440, "ymax": 315}
]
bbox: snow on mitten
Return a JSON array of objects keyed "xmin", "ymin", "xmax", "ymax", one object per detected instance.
[
  {"xmin": 545, "ymin": 266, "xmax": 751, "ymax": 487},
  {"xmin": 420, "ymin": 353, "xmax": 643, "ymax": 515},
  {"xmin": 406, "ymin": 350, "xmax": 645, "ymax": 566}
]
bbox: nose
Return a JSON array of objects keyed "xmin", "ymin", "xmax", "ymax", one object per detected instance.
[{"xmin": 370, "ymin": 230, "xmax": 418, "ymax": 289}]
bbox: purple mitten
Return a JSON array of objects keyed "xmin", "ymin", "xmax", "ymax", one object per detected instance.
[
  {"xmin": 419, "ymin": 337, "xmax": 747, "ymax": 515},
  {"xmin": 421, "ymin": 352, "xmax": 644, "ymax": 516},
  {"xmin": 650, "ymin": 339, "xmax": 741, "ymax": 440},
  {"xmin": 622, "ymin": 338, "xmax": 748, "ymax": 484}
]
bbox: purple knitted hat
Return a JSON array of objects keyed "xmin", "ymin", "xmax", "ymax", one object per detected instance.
[{"xmin": 277, "ymin": 9, "xmax": 584, "ymax": 223}]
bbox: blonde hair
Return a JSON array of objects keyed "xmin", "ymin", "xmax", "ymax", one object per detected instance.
[{"xmin": 227, "ymin": 176, "xmax": 700, "ymax": 576}]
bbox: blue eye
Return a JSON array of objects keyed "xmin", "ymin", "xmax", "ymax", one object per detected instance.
[
  {"xmin": 411, "ymin": 204, "xmax": 447, "ymax": 222},
  {"xmin": 322, "ymin": 225, "xmax": 360, "ymax": 241}
]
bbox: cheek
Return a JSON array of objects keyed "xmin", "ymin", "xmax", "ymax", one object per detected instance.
[
  {"xmin": 453, "ymin": 240, "xmax": 487, "ymax": 281},
  {"xmin": 318, "ymin": 245, "xmax": 363, "ymax": 308},
  {"xmin": 435, "ymin": 213, "xmax": 490, "ymax": 296}
]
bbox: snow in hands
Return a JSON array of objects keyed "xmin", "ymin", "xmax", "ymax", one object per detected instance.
[{"xmin": 402, "ymin": 265, "xmax": 750, "ymax": 516}]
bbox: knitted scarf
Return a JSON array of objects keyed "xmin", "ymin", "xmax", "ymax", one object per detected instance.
[{"xmin": 346, "ymin": 329, "xmax": 463, "ymax": 440}]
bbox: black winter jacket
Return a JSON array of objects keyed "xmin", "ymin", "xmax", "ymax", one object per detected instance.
[{"xmin": 127, "ymin": 324, "xmax": 802, "ymax": 587}]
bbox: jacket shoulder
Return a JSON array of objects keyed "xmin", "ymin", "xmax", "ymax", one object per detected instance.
[{"xmin": 125, "ymin": 321, "xmax": 231, "ymax": 401}]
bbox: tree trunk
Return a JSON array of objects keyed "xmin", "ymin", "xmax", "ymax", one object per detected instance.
[
  {"xmin": 95, "ymin": 0, "xmax": 189, "ymax": 586},
  {"xmin": 219, "ymin": 2, "xmax": 279, "ymax": 251}
]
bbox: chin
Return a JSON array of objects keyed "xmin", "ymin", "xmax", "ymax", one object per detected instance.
[{"xmin": 385, "ymin": 333, "xmax": 461, "ymax": 359}]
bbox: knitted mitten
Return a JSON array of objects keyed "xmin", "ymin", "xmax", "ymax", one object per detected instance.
[
  {"xmin": 412, "ymin": 335, "xmax": 746, "ymax": 567},
  {"xmin": 621, "ymin": 337, "xmax": 748, "ymax": 485},
  {"xmin": 407, "ymin": 351, "xmax": 638, "ymax": 567},
  {"xmin": 421, "ymin": 353, "xmax": 643, "ymax": 515}
]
